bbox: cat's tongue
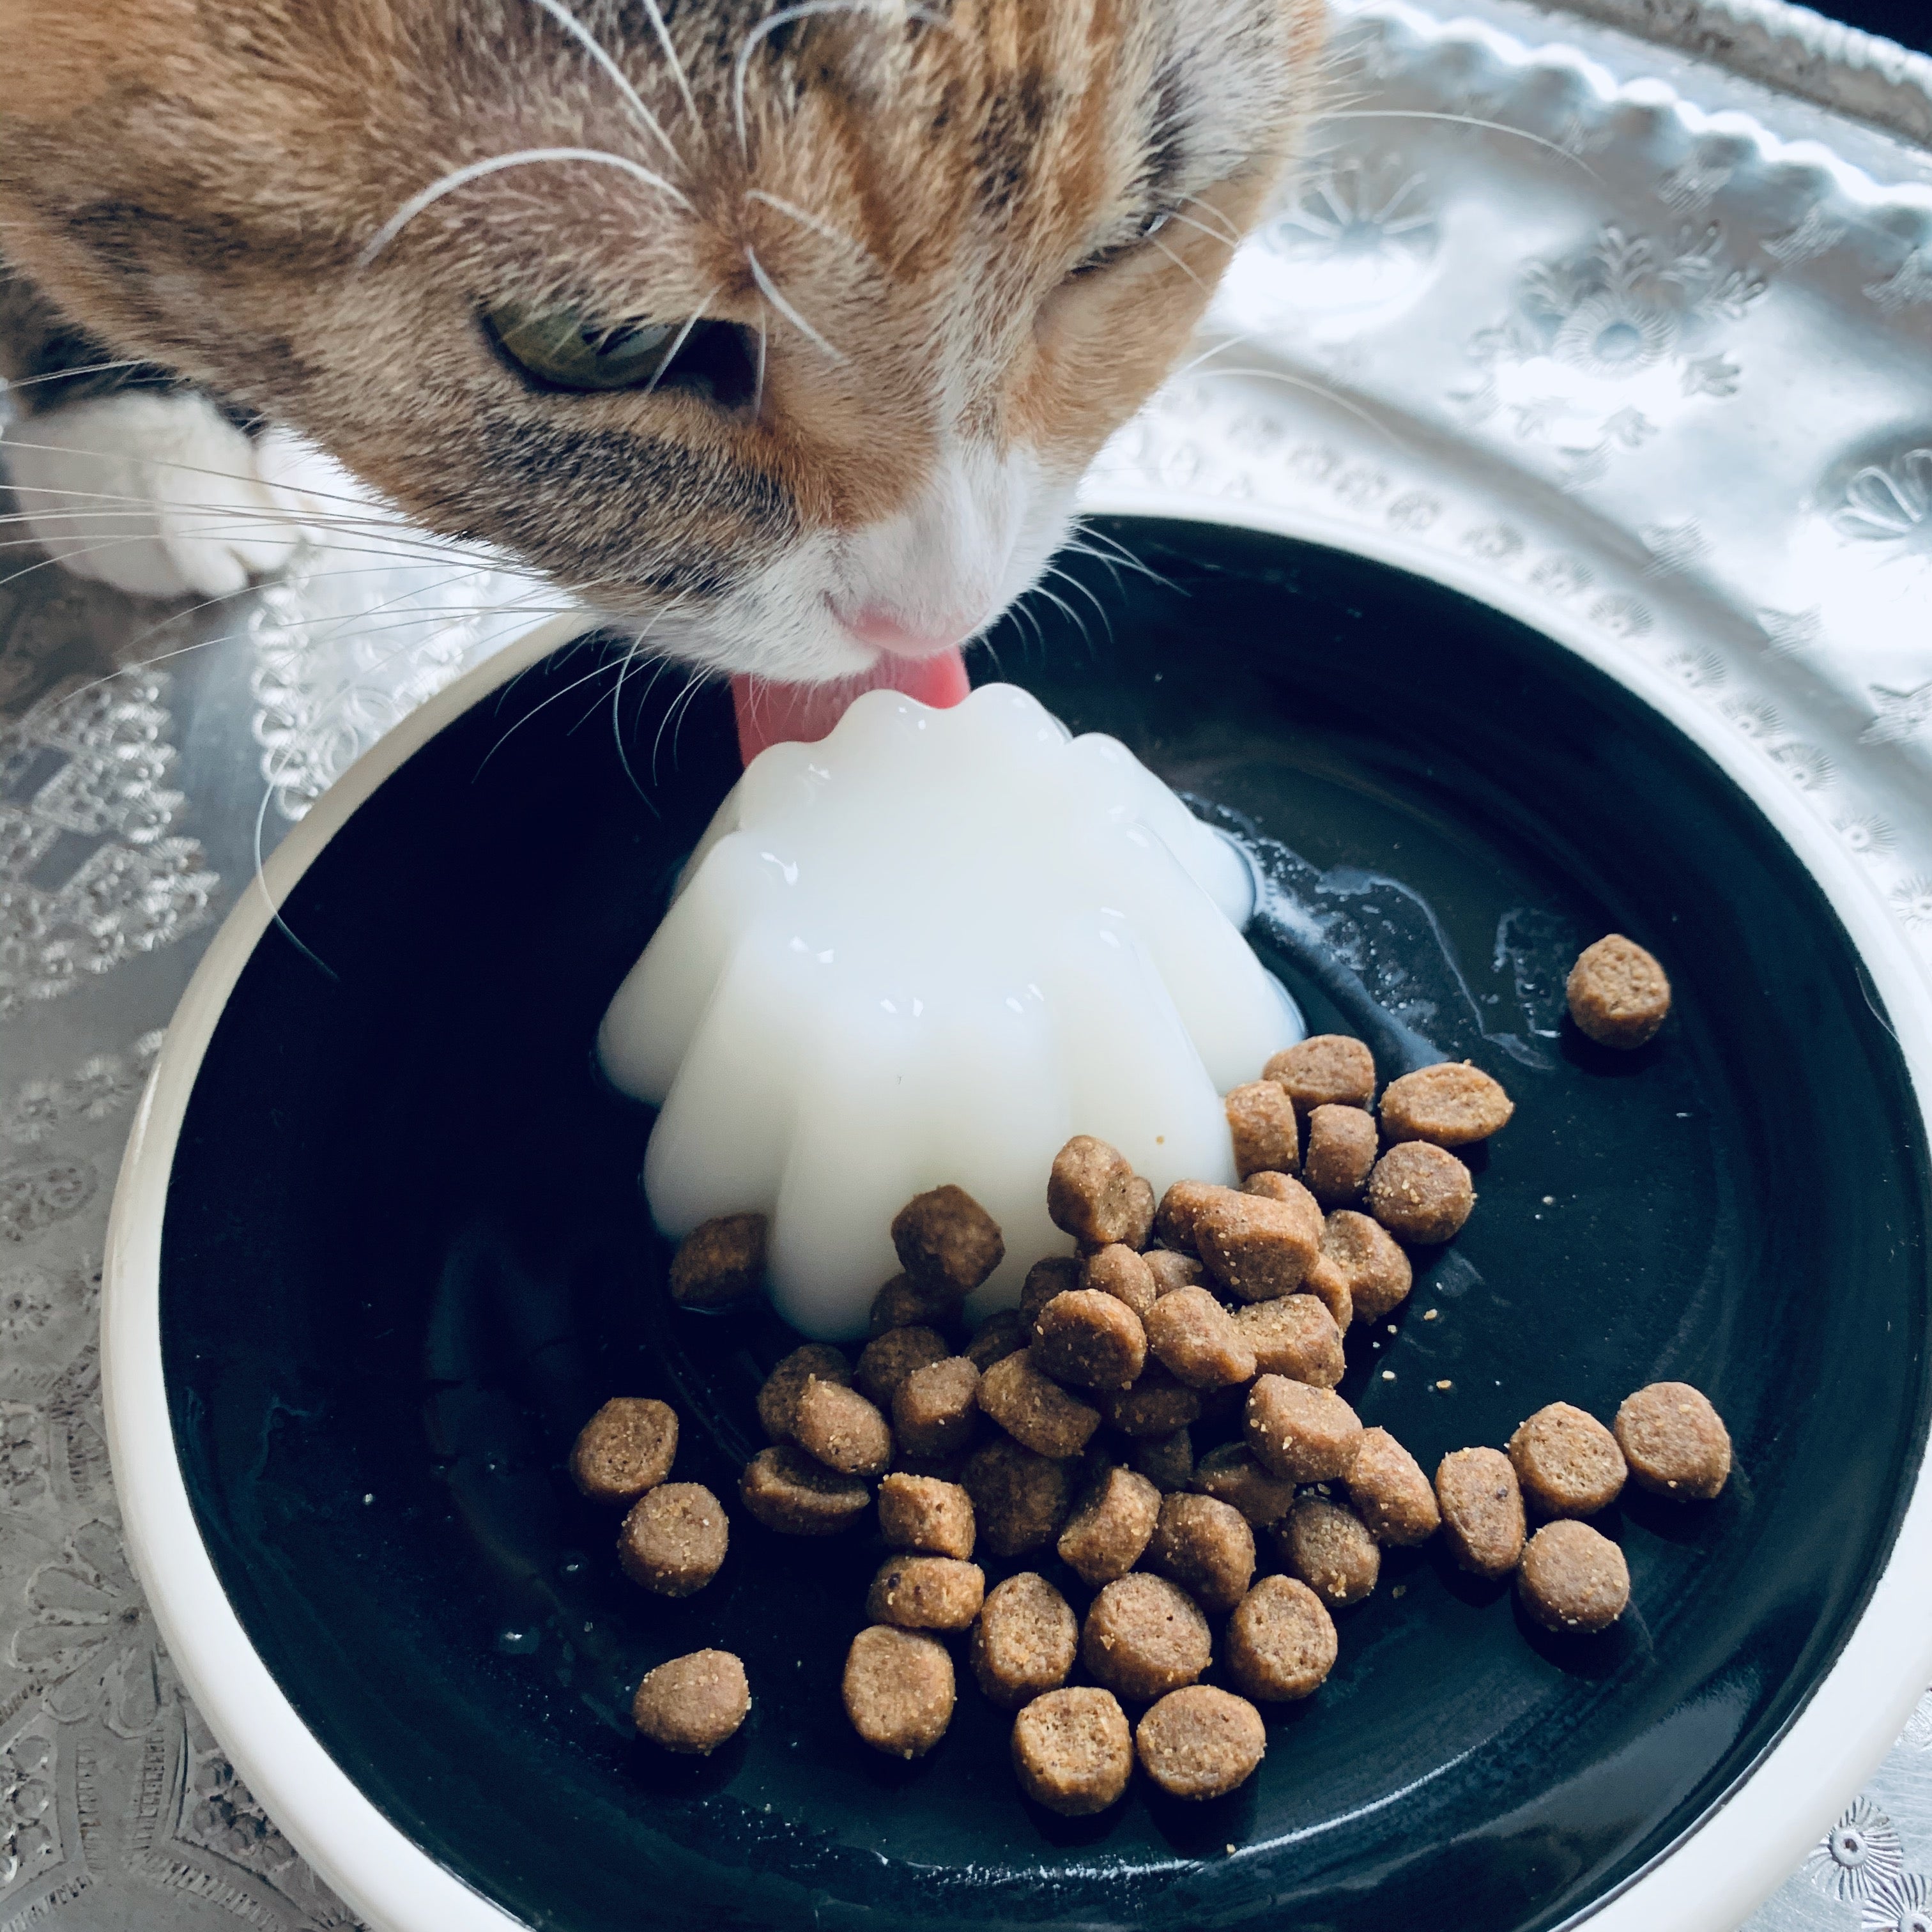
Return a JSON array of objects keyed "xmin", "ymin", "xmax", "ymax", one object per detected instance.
[{"xmin": 731, "ymin": 648, "xmax": 970, "ymax": 764}]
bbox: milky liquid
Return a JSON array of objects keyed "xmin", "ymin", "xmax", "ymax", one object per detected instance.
[{"xmin": 597, "ymin": 683, "xmax": 1303, "ymax": 1340}]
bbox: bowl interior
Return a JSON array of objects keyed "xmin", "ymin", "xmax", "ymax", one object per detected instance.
[{"xmin": 160, "ymin": 518, "xmax": 1931, "ymax": 1932}]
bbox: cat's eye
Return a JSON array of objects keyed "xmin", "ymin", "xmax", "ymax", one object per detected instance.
[
  {"xmin": 1070, "ymin": 208, "xmax": 1174, "ymax": 279},
  {"xmin": 482, "ymin": 301, "xmax": 756, "ymax": 406}
]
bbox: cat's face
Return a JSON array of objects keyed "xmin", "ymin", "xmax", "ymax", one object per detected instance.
[{"xmin": 3, "ymin": 0, "xmax": 1321, "ymax": 680}]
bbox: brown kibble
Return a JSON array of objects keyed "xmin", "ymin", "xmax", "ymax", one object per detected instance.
[
  {"xmin": 892, "ymin": 1357, "xmax": 982, "ymax": 1459},
  {"xmin": 855, "ymin": 1326, "xmax": 951, "ymax": 1408},
  {"xmin": 569, "ymin": 1397, "xmax": 678, "ymax": 1504},
  {"xmin": 1195, "ymin": 1183, "xmax": 1322, "ymax": 1302},
  {"xmin": 971, "ymin": 1571, "xmax": 1078, "ymax": 1707},
  {"xmin": 867, "ymin": 1554, "xmax": 986, "ymax": 1631},
  {"xmin": 1081, "ymin": 1573, "xmax": 1212, "ymax": 1701},
  {"xmin": 1048, "ymin": 1137, "xmax": 1155, "ymax": 1249},
  {"xmin": 965, "ymin": 1308, "xmax": 1030, "ymax": 1371},
  {"xmin": 1057, "ymin": 1466, "xmax": 1162, "ymax": 1585},
  {"xmin": 1153, "ymin": 1180, "xmax": 1241, "ymax": 1257},
  {"xmin": 961, "ymin": 1436, "xmax": 1074, "ymax": 1556},
  {"xmin": 877, "ymin": 1472, "xmax": 976, "ymax": 1558},
  {"xmin": 1225, "ymin": 1080, "xmax": 1300, "ymax": 1178},
  {"xmin": 668, "ymin": 1213, "xmax": 766, "ymax": 1308},
  {"xmin": 757, "ymin": 1344, "xmax": 852, "ymax": 1444},
  {"xmin": 1435, "ymin": 1448, "xmax": 1527, "ymax": 1577},
  {"xmin": 843, "ymin": 1625, "xmax": 954, "ymax": 1758},
  {"xmin": 1320, "ymin": 1211, "xmax": 1412, "ymax": 1322},
  {"xmin": 1144, "ymin": 1250, "xmax": 1203, "ymax": 1296},
  {"xmin": 1277, "ymin": 1495, "xmax": 1380, "ymax": 1608},
  {"xmin": 1084, "ymin": 1245, "xmax": 1160, "ymax": 1320},
  {"xmin": 1033, "ymin": 1289, "xmax": 1147, "ymax": 1390},
  {"xmin": 1367, "ymin": 1143, "xmax": 1474, "ymax": 1245},
  {"xmin": 1296, "ymin": 1252, "xmax": 1354, "ymax": 1331},
  {"xmin": 793, "ymin": 1379, "xmax": 893, "ymax": 1478},
  {"xmin": 1020, "ymin": 1255, "xmax": 1084, "ymax": 1328},
  {"xmin": 870, "ymin": 1272, "xmax": 965, "ymax": 1336},
  {"xmin": 889, "ymin": 1447, "xmax": 968, "ymax": 1484},
  {"xmin": 1567, "ymin": 934, "xmax": 1672, "ymax": 1050},
  {"xmin": 1347, "ymin": 1427, "xmax": 1441, "ymax": 1545},
  {"xmin": 1508, "ymin": 1402, "xmax": 1627, "ymax": 1517},
  {"xmin": 1232, "ymin": 1294, "xmax": 1344, "ymax": 1387},
  {"xmin": 892, "ymin": 1184, "xmax": 1004, "ymax": 1295},
  {"xmin": 1147, "ymin": 1492, "xmax": 1256, "ymax": 1613},
  {"xmin": 1246, "ymin": 1376, "xmax": 1363, "ymax": 1482},
  {"xmin": 1518, "ymin": 1519, "xmax": 1630, "ymax": 1632},
  {"xmin": 617, "ymin": 1482, "xmax": 728, "ymax": 1596},
  {"xmin": 1615, "ymin": 1383, "xmax": 1731, "ymax": 1499},
  {"xmin": 1101, "ymin": 1360, "xmax": 1203, "ymax": 1438},
  {"xmin": 1145, "ymin": 1285, "xmax": 1258, "ymax": 1388},
  {"xmin": 1191, "ymin": 1443, "xmax": 1298, "ymax": 1526},
  {"xmin": 631, "ymin": 1649, "xmax": 749, "ymax": 1755},
  {"xmin": 1011, "ymin": 1688, "xmax": 1133, "ymax": 1816},
  {"xmin": 1226, "ymin": 1576, "xmax": 1337, "ymax": 1701},
  {"xmin": 1266, "ymin": 1034, "xmax": 1376, "ymax": 1113},
  {"xmin": 1301, "ymin": 1104, "xmax": 1380, "ymax": 1208},
  {"xmin": 739, "ymin": 1446, "xmax": 870, "ymax": 1537},
  {"xmin": 1135, "ymin": 1685, "xmax": 1265, "ymax": 1799},
  {"xmin": 978, "ymin": 1349, "xmax": 1101, "ymax": 1459},
  {"xmin": 1379, "ymin": 1062, "xmax": 1515, "ymax": 1148},
  {"xmin": 1128, "ymin": 1427, "xmax": 1195, "ymax": 1494}
]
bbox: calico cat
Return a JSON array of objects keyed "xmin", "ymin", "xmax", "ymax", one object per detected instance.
[{"xmin": 0, "ymin": 1, "xmax": 1322, "ymax": 680}]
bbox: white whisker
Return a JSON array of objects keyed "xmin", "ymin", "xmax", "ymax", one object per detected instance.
[
  {"xmin": 744, "ymin": 188, "xmax": 871, "ymax": 261},
  {"xmin": 519, "ymin": 0, "xmax": 682, "ymax": 167},
  {"xmin": 746, "ymin": 247, "xmax": 847, "ymax": 364}
]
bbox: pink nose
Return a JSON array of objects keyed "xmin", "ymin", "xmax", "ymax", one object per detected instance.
[{"xmin": 839, "ymin": 602, "xmax": 977, "ymax": 659}]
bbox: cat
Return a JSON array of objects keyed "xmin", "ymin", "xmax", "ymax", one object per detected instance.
[{"xmin": 0, "ymin": 0, "xmax": 1322, "ymax": 682}]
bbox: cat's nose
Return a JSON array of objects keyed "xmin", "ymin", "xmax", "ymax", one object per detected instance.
[{"xmin": 836, "ymin": 601, "xmax": 979, "ymax": 659}]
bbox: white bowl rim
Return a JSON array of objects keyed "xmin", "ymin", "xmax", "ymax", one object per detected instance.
[{"xmin": 102, "ymin": 495, "xmax": 1932, "ymax": 1932}]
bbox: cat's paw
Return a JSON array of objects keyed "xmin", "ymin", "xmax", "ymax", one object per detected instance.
[{"xmin": 1, "ymin": 389, "xmax": 314, "ymax": 600}]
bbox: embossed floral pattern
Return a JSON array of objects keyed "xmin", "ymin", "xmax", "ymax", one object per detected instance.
[
  {"xmin": 14, "ymin": 1520, "xmax": 165, "ymax": 1738},
  {"xmin": 1835, "ymin": 449, "xmax": 1932, "ymax": 548},
  {"xmin": 0, "ymin": 1735, "xmax": 56, "ymax": 1890},
  {"xmin": 187, "ymin": 1755, "xmax": 296, "ymax": 1871},
  {"xmin": 1807, "ymin": 1797, "xmax": 1905, "ymax": 1905}
]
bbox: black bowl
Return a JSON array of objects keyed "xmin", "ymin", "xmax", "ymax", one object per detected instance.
[{"xmin": 157, "ymin": 518, "xmax": 1931, "ymax": 1932}]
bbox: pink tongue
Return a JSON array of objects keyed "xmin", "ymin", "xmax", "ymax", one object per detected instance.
[{"xmin": 732, "ymin": 648, "xmax": 971, "ymax": 765}]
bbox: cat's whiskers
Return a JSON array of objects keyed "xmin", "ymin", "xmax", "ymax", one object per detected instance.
[
  {"xmin": 518, "ymin": 0, "xmax": 684, "ymax": 169},
  {"xmin": 746, "ymin": 249, "xmax": 847, "ymax": 364},
  {"xmin": 743, "ymin": 190, "xmax": 872, "ymax": 264},
  {"xmin": 3, "ymin": 358, "xmax": 156, "ymax": 392},
  {"xmin": 1174, "ymin": 194, "xmax": 1242, "ymax": 246},
  {"xmin": 1147, "ymin": 236, "xmax": 1211, "ymax": 295}
]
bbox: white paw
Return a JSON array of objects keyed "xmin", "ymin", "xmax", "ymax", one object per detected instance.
[{"xmin": 1, "ymin": 390, "xmax": 323, "ymax": 601}]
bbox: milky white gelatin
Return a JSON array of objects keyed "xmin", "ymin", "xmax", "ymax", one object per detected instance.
[{"xmin": 597, "ymin": 683, "xmax": 1302, "ymax": 1340}]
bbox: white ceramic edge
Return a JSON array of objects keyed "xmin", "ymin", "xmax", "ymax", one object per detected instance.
[{"xmin": 102, "ymin": 489, "xmax": 1932, "ymax": 1932}]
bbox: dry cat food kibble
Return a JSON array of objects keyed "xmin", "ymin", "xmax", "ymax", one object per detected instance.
[
  {"xmin": 1144, "ymin": 1250, "xmax": 1202, "ymax": 1296},
  {"xmin": 1614, "ymin": 1383, "xmax": 1731, "ymax": 1499},
  {"xmin": 617, "ymin": 1483, "xmax": 728, "ymax": 1597},
  {"xmin": 569, "ymin": 1397, "xmax": 678, "ymax": 1503},
  {"xmin": 1102, "ymin": 1363, "xmax": 1202, "ymax": 1438},
  {"xmin": 877, "ymin": 1473, "xmax": 976, "ymax": 1559},
  {"xmin": 1508, "ymin": 1402, "xmax": 1628, "ymax": 1517},
  {"xmin": 855, "ymin": 1325, "xmax": 953, "ymax": 1407},
  {"xmin": 758, "ymin": 1344, "xmax": 851, "ymax": 1444},
  {"xmin": 1377, "ymin": 1062, "xmax": 1515, "ymax": 1147},
  {"xmin": 966, "ymin": 1309, "xmax": 1029, "ymax": 1370},
  {"xmin": 1082, "ymin": 1572, "xmax": 1213, "ymax": 1701},
  {"xmin": 1011, "ymin": 1687, "xmax": 1134, "ymax": 1816},
  {"xmin": 1032, "ymin": 1289, "xmax": 1147, "ymax": 1390},
  {"xmin": 1057, "ymin": 1465, "xmax": 1162, "ymax": 1584},
  {"xmin": 1048, "ymin": 1136, "xmax": 1156, "ymax": 1250},
  {"xmin": 1347, "ymin": 1428, "xmax": 1442, "ymax": 1546},
  {"xmin": 1319, "ymin": 1211, "xmax": 1411, "ymax": 1322},
  {"xmin": 740, "ymin": 1446, "xmax": 871, "ymax": 1537},
  {"xmin": 1266, "ymin": 1034, "xmax": 1377, "ymax": 1113},
  {"xmin": 1128, "ymin": 1427, "xmax": 1195, "ymax": 1492},
  {"xmin": 1145, "ymin": 1285, "xmax": 1258, "ymax": 1388},
  {"xmin": 792, "ymin": 1378, "xmax": 893, "ymax": 1478},
  {"xmin": 978, "ymin": 1348, "xmax": 1101, "ymax": 1458},
  {"xmin": 1294, "ymin": 1251, "xmax": 1354, "ymax": 1332},
  {"xmin": 1194, "ymin": 1184, "xmax": 1323, "ymax": 1301},
  {"xmin": 1435, "ymin": 1448, "xmax": 1527, "ymax": 1578},
  {"xmin": 1192, "ymin": 1443, "xmax": 1298, "ymax": 1526},
  {"xmin": 1225, "ymin": 1079, "xmax": 1300, "ymax": 1178},
  {"xmin": 1232, "ymin": 1294, "xmax": 1344, "ymax": 1386},
  {"xmin": 1147, "ymin": 1492, "xmax": 1256, "ymax": 1613},
  {"xmin": 891, "ymin": 1184, "xmax": 1005, "ymax": 1295},
  {"xmin": 843, "ymin": 1625, "xmax": 956, "ymax": 1758},
  {"xmin": 871, "ymin": 1272, "xmax": 966, "ymax": 1335},
  {"xmin": 962, "ymin": 1436, "xmax": 1074, "ymax": 1557},
  {"xmin": 1227, "ymin": 1575, "xmax": 1338, "ymax": 1701},
  {"xmin": 893, "ymin": 1357, "xmax": 982, "ymax": 1459},
  {"xmin": 1246, "ymin": 1376, "xmax": 1363, "ymax": 1482},
  {"xmin": 1367, "ymin": 1142, "xmax": 1475, "ymax": 1245},
  {"xmin": 1278, "ymin": 1495, "xmax": 1381, "ymax": 1608},
  {"xmin": 668, "ymin": 1212, "xmax": 767, "ymax": 1308},
  {"xmin": 866, "ymin": 1554, "xmax": 986, "ymax": 1630},
  {"xmin": 1567, "ymin": 934, "xmax": 1673, "ymax": 1049},
  {"xmin": 972, "ymin": 1572, "xmax": 1079, "ymax": 1707},
  {"xmin": 1135, "ymin": 1685, "xmax": 1266, "ymax": 1800},
  {"xmin": 1518, "ymin": 1520, "xmax": 1630, "ymax": 1633},
  {"xmin": 1154, "ymin": 1179, "xmax": 1239, "ymax": 1255},
  {"xmin": 1301, "ymin": 1103, "xmax": 1379, "ymax": 1208},
  {"xmin": 1084, "ymin": 1244, "xmax": 1161, "ymax": 1319},
  {"xmin": 631, "ymin": 1649, "xmax": 749, "ymax": 1755}
]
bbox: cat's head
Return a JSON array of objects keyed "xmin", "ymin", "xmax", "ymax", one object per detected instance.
[{"xmin": 5, "ymin": 0, "xmax": 1321, "ymax": 679}]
